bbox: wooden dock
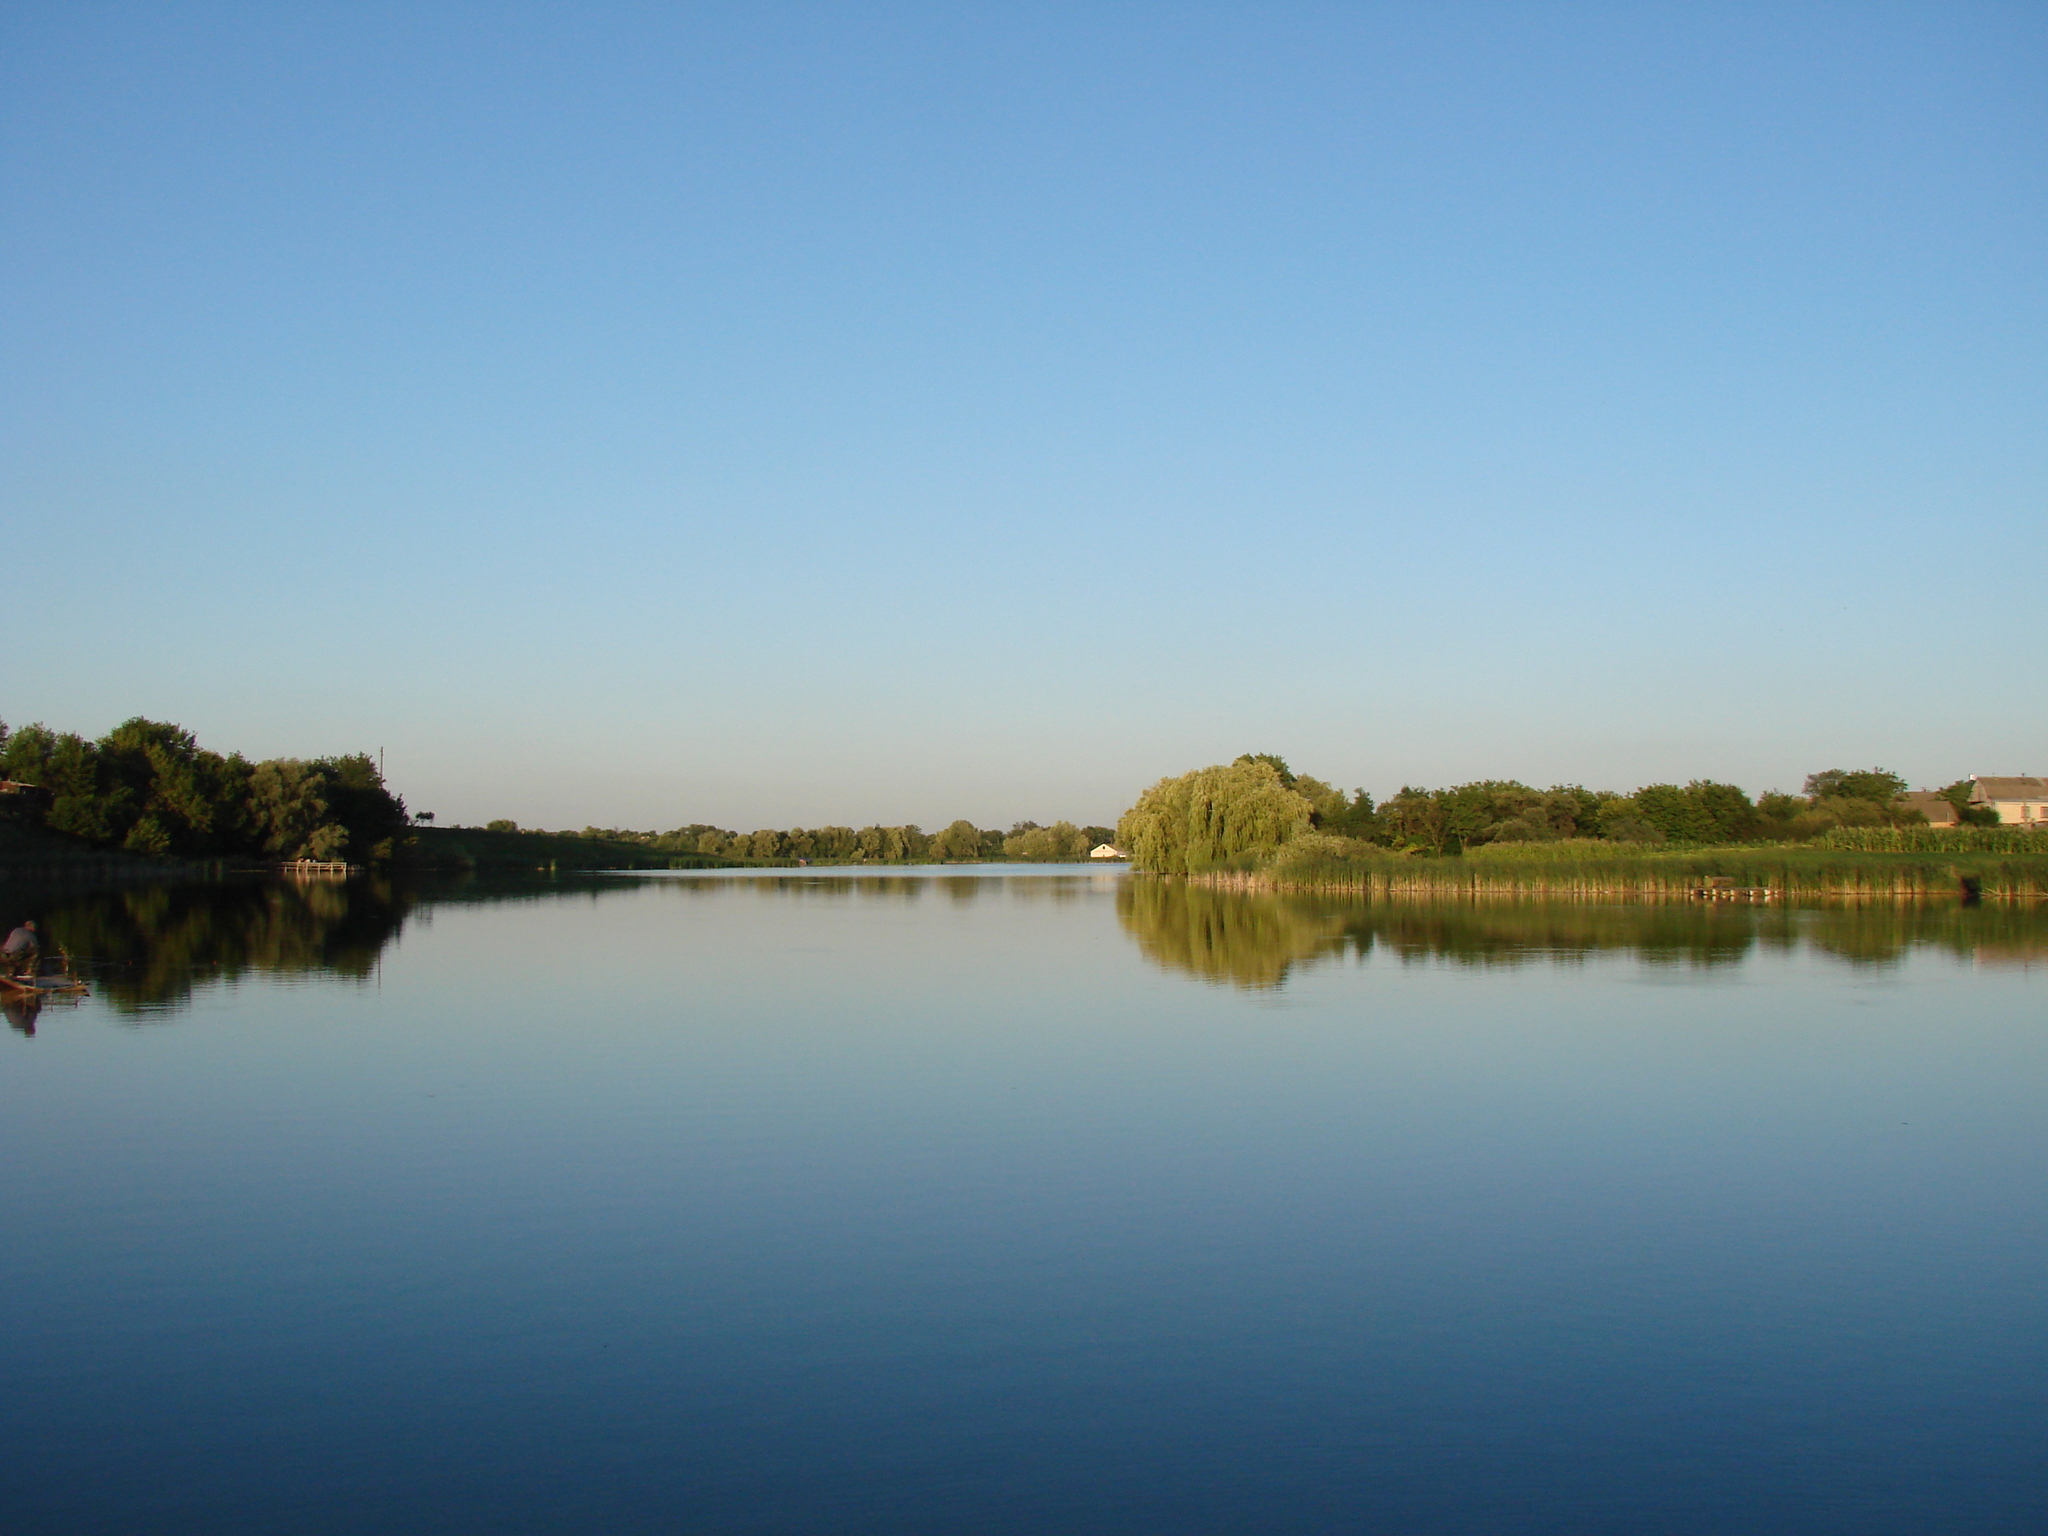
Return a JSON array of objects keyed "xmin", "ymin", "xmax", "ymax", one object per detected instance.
[
  {"xmin": 1691, "ymin": 877, "xmax": 1775, "ymax": 901},
  {"xmin": 281, "ymin": 859, "xmax": 356, "ymax": 878}
]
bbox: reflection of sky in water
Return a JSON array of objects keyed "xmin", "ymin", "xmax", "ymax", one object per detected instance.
[{"xmin": 0, "ymin": 873, "xmax": 2043, "ymax": 1532}]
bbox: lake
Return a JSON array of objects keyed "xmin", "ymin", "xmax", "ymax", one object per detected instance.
[{"xmin": 2, "ymin": 868, "xmax": 2043, "ymax": 1534}]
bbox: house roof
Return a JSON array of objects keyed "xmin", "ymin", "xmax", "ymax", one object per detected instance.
[
  {"xmin": 1970, "ymin": 776, "xmax": 2048, "ymax": 801},
  {"xmin": 1894, "ymin": 793, "xmax": 1959, "ymax": 824}
]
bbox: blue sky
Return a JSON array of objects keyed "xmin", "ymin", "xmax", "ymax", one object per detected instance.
[{"xmin": 3, "ymin": 3, "xmax": 2042, "ymax": 829}]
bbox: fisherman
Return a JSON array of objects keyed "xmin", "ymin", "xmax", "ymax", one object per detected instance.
[{"xmin": 1, "ymin": 920, "xmax": 39, "ymax": 977}]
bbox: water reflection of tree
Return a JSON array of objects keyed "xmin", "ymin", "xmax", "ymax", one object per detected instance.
[
  {"xmin": 1797, "ymin": 902, "xmax": 2048, "ymax": 967},
  {"xmin": 1118, "ymin": 880, "xmax": 1351, "ymax": 989},
  {"xmin": 1118, "ymin": 880, "xmax": 2048, "ymax": 989},
  {"xmin": 14, "ymin": 877, "xmax": 414, "ymax": 1015},
  {"xmin": 646, "ymin": 873, "xmax": 1109, "ymax": 905}
]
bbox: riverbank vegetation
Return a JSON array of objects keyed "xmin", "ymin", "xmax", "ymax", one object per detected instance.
[
  {"xmin": 0, "ymin": 718, "xmax": 1114, "ymax": 874},
  {"xmin": 406, "ymin": 825, "xmax": 713, "ymax": 872},
  {"xmin": 1, "ymin": 718, "xmax": 407, "ymax": 866},
  {"xmin": 1252, "ymin": 838, "xmax": 2048, "ymax": 898},
  {"xmin": 1116, "ymin": 755, "xmax": 2047, "ymax": 897},
  {"xmin": 460, "ymin": 817, "xmax": 1115, "ymax": 866},
  {"xmin": 1118, "ymin": 880, "xmax": 2048, "ymax": 990}
]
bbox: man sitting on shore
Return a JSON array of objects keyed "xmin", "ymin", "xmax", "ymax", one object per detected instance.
[{"xmin": 2, "ymin": 920, "xmax": 40, "ymax": 977}]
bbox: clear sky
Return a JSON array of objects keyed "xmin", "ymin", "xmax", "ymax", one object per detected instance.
[{"xmin": 3, "ymin": 3, "xmax": 2042, "ymax": 831}]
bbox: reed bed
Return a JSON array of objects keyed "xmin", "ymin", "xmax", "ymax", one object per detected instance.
[
  {"xmin": 1195, "ymin": 837, "xmax": 2048, "ymax": 899},
  {"xmin": 1814, "ymin": 825, "xmax": 2047, "ymax": 853}
]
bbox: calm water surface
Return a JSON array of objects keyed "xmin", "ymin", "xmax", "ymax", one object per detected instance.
[{"xmin": 1, "ymin": 869, "xmax": 2043, "ymax": 1534}]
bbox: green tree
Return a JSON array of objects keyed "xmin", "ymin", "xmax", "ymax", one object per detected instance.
[
  {"xmin": 6, "ymin": 727, "xmax": 124, "ymax": 843},
  {"xmin": 1534, "ymin": 785, "xmax": 1605, "ymax": 839},
  {"xmin": 1312, "ymin": 789, "xmax": 1381, "ymax": 842},
  {"xmin": 1235, "ymin": 753, "xmax": 1297, "ymax": 788},
  {"xmin": 313, "ymin": 753, "xmax": 407, "ymax": 861},
  {"xmin": 929, "ymin": 820, "xmax": 983, "ymax": 861},
  {"xmin": 1381, "ymin": 785, "xmax": 1448, "ymax": 852},
  {"xmin": 1003, "ymin": 820, "xmax": 1089, "ymax": 860},
  {"xmin": 1630, "ymin": 781, "xmax": 1756, "ymax": 844},
  {"xmin": 1751, "ymin": 792, "xmax": 1808, "ymax": 841},
  {"xmin": 852, "ymin": 825, "xmax": 926, "ymax": 861},
  {"xmin": 1803, "ymin": 768, "xmax": 1908, "ymax": 805},
  {"xmin": 97, "ymin": 719, "xmax": 247, "ymax": 856},
  {"xmin": 1380, "ymin": 781, "xmax": 1543, "ymax": 853},
  {"xmin": 0, "ymin": 721, "xmax": 403, "ymax": 862},
  {"xmin": 1937, "ymin": 779, "xmax": 2002, "ymax": 827},
  {"xmin": 1596, "ymin": 794, "xmax": 1667, "ymax": 843},
  {"xmin": 812, "ymin": 826, "xmax": 857, "ymax": 858},
  {"xmin": 246, "ymin": 760, "xmax": 348, "ymax": 859},
  {"xmin": 1118, "ymin": 760, "xmax": 1313, "ymax": 873}
]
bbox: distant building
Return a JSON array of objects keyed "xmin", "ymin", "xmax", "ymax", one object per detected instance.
[
  {"xmin": 1893, "ymin": 792, "xmax": 1961, "ymax": 827},
  {"xmin": 1088, "ymin": 844, "xmax": 1127, "ymax": 860},
  {"xmin": 1968, "ymin": 776, "xmax": 2048, "ymax": 826}
]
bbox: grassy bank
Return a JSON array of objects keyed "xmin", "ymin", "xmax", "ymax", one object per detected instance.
[{"xmin": 1196, "ymin": 835, "xmax": 2048, "ymax": 899}]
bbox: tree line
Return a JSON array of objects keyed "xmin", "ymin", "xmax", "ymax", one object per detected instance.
[
  {"xmin": 1118, "ymin": 755, "xmax": 1993, "ymax": 874},
  {"xmin": 1, "ymin": 718, "xmax": 409, "ymax": 864},
  {"xmin": 0, "ymin": 716, "xmax": 1117, "ymax": 869},
  {"xmin": 477, "ymin": 818, "xmax": 1117, "ymax": 863}
]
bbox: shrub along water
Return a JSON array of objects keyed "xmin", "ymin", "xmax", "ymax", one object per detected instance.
[
  {"xmin": 1245, "ymin": 837, "xmax": 2048, "ymax": 898},
  {"xmin": 0, "ymin": 717, "xmax": 408, "ymax": 866},
  {"xmin": 1115, "ymin": 755, "xmax": 2046, "ymax": 897},
  {"xmin": 1813, "ymin": 825, "xmax": 2042, "ymax": 854}
]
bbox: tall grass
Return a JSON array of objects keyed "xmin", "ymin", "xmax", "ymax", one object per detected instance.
[
  {"xmin": 1815, "ymin": 825, "xmax": 2045, "ymax": 853},
  {"xmin": 1217, "ymin": 835, "xmax": 2048, "ymax": 898}
]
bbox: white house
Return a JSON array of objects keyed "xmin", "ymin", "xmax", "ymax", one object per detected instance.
[
  {"xmin": 1088, "ymin": 843, "xmax": 1128, "ymax": 860},
  {"xmin": 1968, "ymin": 776, "xmax": 2048, "ymax": 826}
]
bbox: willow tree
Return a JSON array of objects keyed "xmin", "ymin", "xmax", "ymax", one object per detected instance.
[
  {"xmin": 1116, "ymin": 759, "xmax": 1314, "ymax": 874},
  {"xmin": 929, "ymin": 819, "xmax": 983, "ymax": 861}
]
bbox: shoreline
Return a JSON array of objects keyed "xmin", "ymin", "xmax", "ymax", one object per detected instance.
[{"xmin": 1173, "ymin": 849, "xmax": 2048, "ymax": 902}]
